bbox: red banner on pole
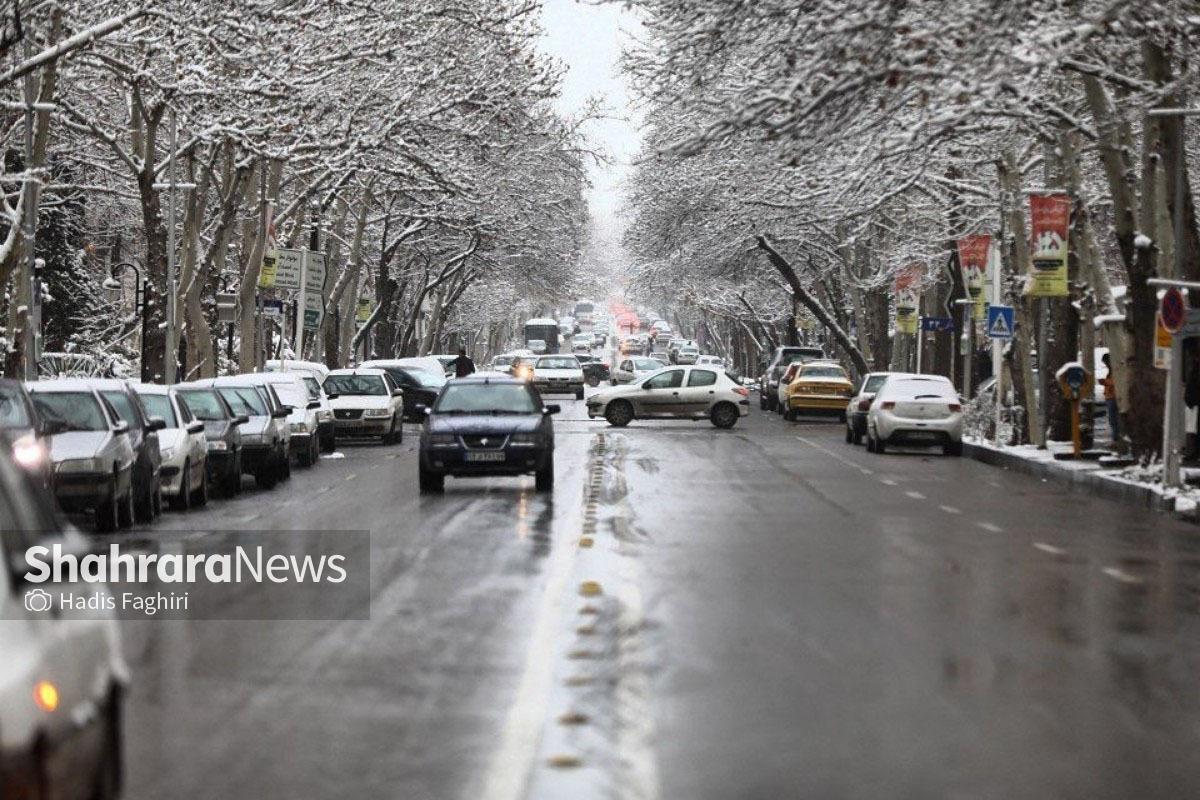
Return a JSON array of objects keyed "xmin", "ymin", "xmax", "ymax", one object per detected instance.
[
  {"xmin": 956, "ymin": 234, "xmax": 990, "ymax": 320},
  {"xmin": 1028, "ymin": 193, "xmax": 1070, "ymax": 297}
]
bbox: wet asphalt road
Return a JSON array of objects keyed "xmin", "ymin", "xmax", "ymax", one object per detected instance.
[{"xmin": 117, "ymin": 391, "xmax": 1200, "ymax": 800}]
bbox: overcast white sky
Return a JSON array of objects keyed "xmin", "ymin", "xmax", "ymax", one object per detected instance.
[{"xmin": 538, "ymin": 0, "xmax": 643, "ymax": 242}]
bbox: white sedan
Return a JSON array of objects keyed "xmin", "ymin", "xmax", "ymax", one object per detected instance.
[
  {"xmin": 134, "ymin": 384, "xmax": 209, "ymax": 510},
  {"xmin": 866, "ymin": 374, "xmax": 963, "ymax": 456},
  {"xmin": 531, "ymin": 355, "xmax": 585, "ymax": 399},
  {"xmin": 323, "ymin": 368, "xmax": 406, "ymax": 443},
  {"xmin": 586, "ymin": 365, "xmax": 750, "ymax": 429},
  {"xmin": 610, "ymin": 357, "xmax": 664, "ymax": 385}
]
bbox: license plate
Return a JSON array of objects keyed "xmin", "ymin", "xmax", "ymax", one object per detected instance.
[
  {"xmin": 909, "ymin": 431, "xmax": 938, "ymax": 440},
  {"xmin": 466, "ymin": 451, "xmax": 506, "ymax": 463}
]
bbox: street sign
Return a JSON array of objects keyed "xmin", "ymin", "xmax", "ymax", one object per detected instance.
[
  {"xmin": 257, "ymin": 250, "xmax": 279, "ymax": 289},
  {"xmin": 985, "ymin": 305, "xmax": 1014, "ymax": 339},
  {"xmin": 303, "ymin": 308, "xmax": 321, "ymax": 331},
  {"xmin": 1155, "ymin": 311, "xmax": 1172, "ymax": 369},
  {"xmin": 920, "ymin": 316, "xmax": 954, "ymax": 333},
  {"xmin": 261, "ymin": 299, "xmax": 284, "ymax": 319},
  {"xmin": 355, "ymin": 298, "xmax": 372, "ymax": 324},
  {"xmin": 1161, "ymin": 286, "xmax": 1186, "ymax": 333},
  {"xmin": 216, "ymin": 292, "xmax": 237, "ymax": 324}
]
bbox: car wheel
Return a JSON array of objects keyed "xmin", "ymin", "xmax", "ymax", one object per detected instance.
[
  {"xmin": 320, "ymin": 431, "xmax": 336, "ymax": 453},
  {"xmin": 711, "ymin": 402, "xmax": 739, "ymax": 429},
  {"xmin": 605, "ymin": 400, "xmax": 634, "ymax": 427},
  {"xmin": 95, "ymin": 481, "xmax": 120, "ymax": 533},
  {"xmin": 535, "ymin": 454, "xmax": 554, "ymax": 492},
  {"xmin": 172, "ymin": 462, "xmax": 192, "ymax": 511},
  {"xmin": 419, "ymin": 463, "xmax": 444, "ymax": 493},
  {"xmin": 866, "ymin": 433, "xmax": 876, "ymax": 453},
  {"xmin": 784, "ymin": 408, "xmax": 796, "ymax": 422},
  {"xmin": 223, "ymin": 454, "xmax": 242, "ymax": 497},
  {"xmin": 256, "ymin": 467, "xmax": 278, "ymax": 490},
  {"xmin": 118, "ymin": 484, "xmax": 135, "ymax": 529},
  {"xmin": 845, "ymin": 425, "xmax": 854, "ymax": 443},
  {"xmin": 875, "ymin": 435, "xmax": 887, "ymax": 454},
  {"xmin": 852, "ymin": 428, "xmax": 863, "ymax": 446},
  {"xmin": 944, "ymin": 441, "xmax": 963, "ymax": 457},
  {"xmin": 281, "ymin": 450, "xmax": 292, "ymax": 480},
  {"xmin": 310, "ymin": 437, "xmax": 320, "ymax": 465},
  {"xmin": 575, "ymin": 388, "xmax": 585, "ymax": 400},
  {"xmin": 135, "ymin": 474, "xmax": 155, "ymax": 523}
]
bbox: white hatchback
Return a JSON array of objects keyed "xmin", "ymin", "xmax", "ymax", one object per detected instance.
[
  {"xmin": 866, "ymin": 374, "xmax": 964, "ymax": 456},
  {"xmin": 587, "ymin": 366, "xmax": 750, "ymax": 429}
]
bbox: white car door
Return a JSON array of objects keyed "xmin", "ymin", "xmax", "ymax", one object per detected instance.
[
  {"xmin": 633, "ymin": 369, "xmax": 687, "ymax": 416},
  {"xmin": 680, "ymin": 368, "xmax": 720, "ymax": 416}
]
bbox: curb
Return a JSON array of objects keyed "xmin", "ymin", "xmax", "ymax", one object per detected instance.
[{"xmin": 963, "ymin": 442, "xmax": 1175, "ymax": 513}]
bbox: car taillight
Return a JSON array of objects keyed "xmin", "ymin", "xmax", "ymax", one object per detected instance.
[
  {"xmin": 734, "ymin": 386, "xmax": 750, "ymax": 397},
  {"xmin": 881, "ymin": 401, "xmax": 895, "ymax": 410},
  {"xmin": 948, "ymin": 403, "xmax": 962, "ymax": 412},
  {"xmin": 857, "ymin": 399, "xmax": 871, "ymax": 411}
]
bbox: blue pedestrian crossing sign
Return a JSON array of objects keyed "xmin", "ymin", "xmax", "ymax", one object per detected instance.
[{"xmin": 986, "ymin": 305, "xmax": 1015, "ymax": 339}]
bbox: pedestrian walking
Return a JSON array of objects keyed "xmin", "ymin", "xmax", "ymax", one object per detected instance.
[
  {"xmin": 452, "ymin": 348, "xmax": 476, "ymax": 378},
  {"xmin": 1101, "ymin": 352, "xmax": 1119, "ymax": 442}
]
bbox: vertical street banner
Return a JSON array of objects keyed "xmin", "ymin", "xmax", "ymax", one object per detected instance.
[
  {"xmin": 957, "ymin": 234, "xmax": 990, "ymax": 321},
  {"xmin": 256, "ymin": 207, "xmax": 279, "ymax": 289},
  {"xmin": 1028, "ymin": 192, "xmax": 1071, "ymax": 297},
  {"xmin": 894, "ymin": 263, "xmax": 922, "ymax": 335}
]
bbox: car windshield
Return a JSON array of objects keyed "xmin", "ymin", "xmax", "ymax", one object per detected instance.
[
  {"xmin": 864, "ymin": 375, "xmax": 889, "ymax": 393},
  {"xmin": 325, "ymin": 374, "xmax": 387, "ymax": 396},
  {"xmin": 434, "ymin": 383, "xmax": 539, "ymax": 415},
  {"xmin": 31, "ymin": 391, "xmax": 109, "ymax": 432},
  {"xmin": 537, "ymin": 357, "xmax": 578, "ymax": 369},
  {"xmin": 101, "ymin": 390, "xmax": 142, "ymax": 426},
  {"xmin": 633, "ymin": 359, "xmax": 661, "ymax": 370},
  {"xmin": 218, "ymin": 386, "xmax": 268, "ymax": 416},
  {"xmin": 270, "ymin": 382, "xmax": 308, "ymax": 408},
  {"xmin": 0, "ymin": 386, "xmax": 30, "ymax": 428},
  {"xmin": 883, "ymin": 379, "xmax": 955, "ymax": 401},
  {"xmin": 801, "ymin": 367, "xmax": 846, "ymax": 379},
  {"xmin": 301, "ymin": 377, "xmax": 322, "ymax": 399},
  {"xmin": 408, "ymin": 369, "xmax": 447, "ymax": 388},
  {"xmin": 178, "ymin": 390, "xmax": 228, "ymax": 421},
  {"xmin": 492, "ymin": 356, "xmax": 514, "ymax": 368},
  {"xmin": 138, "ymin": 393, "xmax": 178, "ymax": 427}
]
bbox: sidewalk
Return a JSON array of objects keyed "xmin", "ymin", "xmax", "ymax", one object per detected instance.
[{"xmin": 963, "ymin": 437, "xmax": 1200, "ymax": 520}]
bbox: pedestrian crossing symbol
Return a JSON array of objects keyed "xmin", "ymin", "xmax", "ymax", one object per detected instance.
[{"xmin": 986, "ymin": 305, "xmax": 1015, "ymax": 339}]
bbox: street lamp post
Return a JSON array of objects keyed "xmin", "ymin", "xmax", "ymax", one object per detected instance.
[{"xmin": 103, "ymin": 262, "xmax": 149, "ymax": 381}]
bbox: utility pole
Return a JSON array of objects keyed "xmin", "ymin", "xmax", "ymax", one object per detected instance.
[{"xmin": 165, "ymin": 110, "xmax": 178, "ymax": 383}]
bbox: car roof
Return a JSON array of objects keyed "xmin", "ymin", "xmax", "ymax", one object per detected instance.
[
  {"xmin": 27, "ymin": 377, "xmax": 102, "ymax": 392},
  {"xmin": 130, "ymin": 382, "xmax": 170, "ymax": 394},
  {"xmin": 449, "ymin": 374, "xmax": 526, "ymax": 385}
]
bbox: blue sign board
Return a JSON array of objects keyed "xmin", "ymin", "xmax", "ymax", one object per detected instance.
[
  {"xmin": 986, "ymin": 305, "xmax": 1015, "ymax": 339},
  {"xmin": 920, "ymin": 316, "xmax": 954, "ymax": 333}
]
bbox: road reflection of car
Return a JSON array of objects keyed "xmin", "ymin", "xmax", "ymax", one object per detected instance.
[
  {"xmin": 360, "ymin": 360, "xmax": 448, "ymax": 421},
  {"xmin": 0, "ymin": 450, "xmax": 129, "ymax": 800},
  {"xmin": 323, "ymin": 369, "xmax": 405, "ymax": 443},
  {"xmin": 611, "ymin": 357, "xmax": 665, "ymax": 385},
  {"xmin": 531, "ymin": 355, "xmax": 585, "ymax": 399},
  {"xmin": 419, "ymin": 375, "xmax": 559, "ymax": 493},
  {"xmin": 27, "ymin": 380, "xmax": 136, "ymax": 532},
  {"xmin": 91, "ymin": 379, "xmax": 165, "ymax": 522},
  {"xmin": 587, "ymin": 366, "xmax": 750, "ymax": 429},
  {"xmin": 0, "ymin": 378, "xmax": 59, "ymax": 491},
  {"xmin": 845, "ymin": 372, "xmax": 901, "ymax": 445},
  {"xmin": 867, "ymin": 374, "xmax": 963, "ymax": 456},
  {"xmin": 134, "ymin": 383, "xmax": 209, "ymax": 510},
  {"xmin": 175, "ymin": 384, "xmax": 247, "ymax": 496},
  {"xmin": 782, "ymin": 362, "xmax": 854, "ymax": 421}
]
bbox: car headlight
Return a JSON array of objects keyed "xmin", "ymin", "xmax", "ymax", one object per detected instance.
[
  {"xmin": 290, "ymin": 422, "xmax": 310, "ymax": 433},
  {"xmin": 241, "ymin": 432, "xmax": 263, "ymax": 444},
  {"xmin": 428, "ymin": 434, "xmax": 458, "ymax": 448},
  {"xmin": 207, "ymin": 440, "xmax": 229, "ymax": 451},
  {"xmin": 161, "ymin": 446, "xmax": 177, "ymax": 461},
  {"xmin": 12, "ymin": 435, "xmax": 45, "ymax": 468},
  {"xmin": 363, "ymin": 408, "xmax": 392, "ymax": 418},
  {"xmin": 509, "ymin": 433, "xmax": 540, "ymax": 448},
  {"xmin": 317, "ymin": 409, "xmax": 333, "ymax": 422},
  {"xmin": 56, "ymin": 457, "xmax": 103, "ymax": 474}
]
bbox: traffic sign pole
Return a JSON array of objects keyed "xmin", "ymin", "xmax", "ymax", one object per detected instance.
[
  {"xmin": 294, "ymin": 247, "xmax": 308, "ymax": 358},
  {"xmin": 991, "ymin": 241, "xmax": 1003, "ymax": 446}
]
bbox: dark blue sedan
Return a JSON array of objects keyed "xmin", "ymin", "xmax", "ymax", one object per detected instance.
[{"xmin": 418, "ymin": 375, "xmax": 559, "ymax": 493}]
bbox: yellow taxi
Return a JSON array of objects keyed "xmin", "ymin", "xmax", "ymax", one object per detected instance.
[{"xmin": 783, "ymin": 361, "xmax": 854, "ymax": 421}]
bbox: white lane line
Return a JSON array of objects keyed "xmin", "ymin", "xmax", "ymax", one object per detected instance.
[
  {"xmin": 939, "ymin": 505, "xmax": 961, "ymax": 515},
  {"xmin": 478, "ymin": 453, "xmax": 586, "ymax": 800},
  {"xmin": 1102, "ymin": 566, "xmax": 1143, "ymax": 585},
  {"xmin": 976, "ymin": 522, "xmax": 1003, "ymax": 533},
  {"xmin": 905, "ymin": 490, "xmax": 926, "ymax": 500},
  {"xmin": 794, "ymin": 435, "xmax": 873, "ymax": 476},
  {"xmin": 1033, "ymin": 542, "xmax": 1067, "ymax": 556}
]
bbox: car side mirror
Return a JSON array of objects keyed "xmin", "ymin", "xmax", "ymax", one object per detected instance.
[
  {"xmin": 112, "ymin": 420, "xmax": 130, "ymax": 436},
  {"xmin": 392, "ymin": 389, "xmax": 404, "ymax": 397},
  {"xmin": 544, "ymin": 404, "xmax": 561, "ymax": 415},
  {"xmin": 325, "ymin": 392, "xmax": 339, "ymax": 400},
  {"xmin": 145, "ymin": 415, "xmax": 167, "ymax": 432},
  {"xmin": 306, "ymin": 400, "xmax": 321, "ymax": 410},
  {"xmin": 186, "ymin": 420, "xmax": 205, "ymax": 434},
  {"xmin": 38, "ymin": 418, "xmax": 68, "ymax": 437},
  {"xmin": 234, "ymin": 414, "xmax": 250, "ymax": 426},
  {"xmin": 271, "ymin": 406, "xmax": 291, "ymax": 418}
]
